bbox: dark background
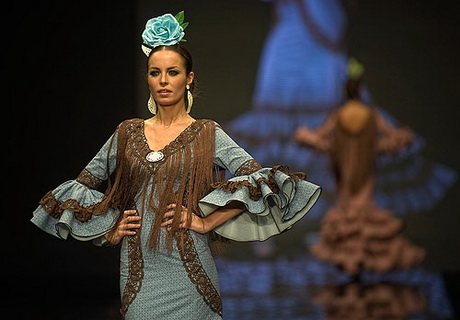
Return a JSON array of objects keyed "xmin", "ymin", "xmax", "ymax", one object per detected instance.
[{"xmin": 4, "ymin": 0, "xmax": 459, "ymax": 318}]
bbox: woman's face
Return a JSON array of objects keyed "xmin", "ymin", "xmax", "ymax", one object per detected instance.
[{"xmin": 147, "ymin": 49, "xmax": 194, "ymax": 108}]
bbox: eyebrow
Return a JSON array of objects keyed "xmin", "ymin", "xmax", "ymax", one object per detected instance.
[{"xmin": 149, "ymin": 66, "xmax": 181, "ymax": 70}]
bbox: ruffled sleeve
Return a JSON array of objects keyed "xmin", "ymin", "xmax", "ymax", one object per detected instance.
[
  {"xmin": 31, "ymin": 126, "xmax": 121, "ymax": 245},
  {"xmin": 198, "ymin": 124, "xmax": 321, "ymax": 242}
]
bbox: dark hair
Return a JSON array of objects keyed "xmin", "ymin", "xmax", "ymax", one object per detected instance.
[
  {"xmin": 149, "ymin": 44, "xmax": 193, "ymax": 71},
  {"xmin": 344, "ymin": 78, "xmax": 361, "ymax": 100}
]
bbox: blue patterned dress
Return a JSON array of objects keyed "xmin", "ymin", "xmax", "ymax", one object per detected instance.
[{"xmin": 31, "ymin": 118, "xmax": 321, "ymax": 319}]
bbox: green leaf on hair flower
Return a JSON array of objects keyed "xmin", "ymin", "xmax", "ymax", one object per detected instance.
[
  {"xmin": 175, "ymin": 11, "xmax": 185, "ymax": 24},
  {"xmin": 181, "ymin": 22, "xmax": 189, "ymax": 30}
]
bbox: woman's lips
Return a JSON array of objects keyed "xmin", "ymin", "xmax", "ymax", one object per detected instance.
[{"xmin": 157, "ymin": 89, "xmax": 172, "ymax": 96}]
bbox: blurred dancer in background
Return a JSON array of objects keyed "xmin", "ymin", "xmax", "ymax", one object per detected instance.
[{"xmin": 295, "ymin": 59, "xmax": 425, "ymax": 275}]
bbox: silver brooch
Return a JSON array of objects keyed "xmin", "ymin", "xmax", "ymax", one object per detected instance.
[{"xmin": 146, "ymin": 151, "xmax": 164, "ymax": 162}]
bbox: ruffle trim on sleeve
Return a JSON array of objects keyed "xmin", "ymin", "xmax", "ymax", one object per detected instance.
[
  {"xmin": 31, "ymin": 180, "xmax": 119, "ymax": 244},
  {"xmin": 198, "ymin": 165, "xmax": 321, "ymax": 242}
]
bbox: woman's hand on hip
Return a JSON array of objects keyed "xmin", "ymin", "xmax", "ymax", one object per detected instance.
[
  {"xmin": 162, "ymin": 204, "xmax": 208, "ymax": 234},
  {"xmin": 104, "ymin": 210, "xmax": 141, "ymax": 245}
]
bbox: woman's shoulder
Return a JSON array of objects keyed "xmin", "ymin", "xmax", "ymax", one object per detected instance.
[
  {"xmin": 195, "ymin": 118, "xmax": 218, "ymax": 124},
  {"xmin": 120, "ymin": 118, "xmax": 144, "ymax": 125},
  {"xmin": 194, "ymin": 118, "xmax": 222, "ymax": 130},
  {"xmin": 118, "ymin": 118, "xmax": 219, "ymax": 125},
  {"xmin": 115, "ymin": 118, "xmax": 144, "ymax": 129},
  {"xmin": 114, "ymin": 118, "xmax": 223, "ymax": 134},
  {"xmin": 106, "ymin": 118, "xmax": 145, "ymax": 137}
]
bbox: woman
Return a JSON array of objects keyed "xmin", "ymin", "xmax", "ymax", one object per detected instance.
[
  {"xmin": 31, "ymin": 12, "xmax": 321, "ymax": 319},
  {"xmin": 294, "ymin": 60, "xmax": 424, "ymax": 275}
]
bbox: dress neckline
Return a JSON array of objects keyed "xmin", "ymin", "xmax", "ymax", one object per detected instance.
[
  {"xmin": 142, "ymin": 120, "xmax": 196, "ymax": 153},
  {"xmin": 125, "ymin": 118, "xmax": 213, "ymax": 171}
]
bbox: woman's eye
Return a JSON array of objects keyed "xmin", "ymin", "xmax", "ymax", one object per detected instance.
[
  {"xmin": 149, "ymin": 71, "xmax": 159, "ymax": 77},
  {"xmin": 168, "ymin": 70, "xmax": 179, "ymax": 76}
]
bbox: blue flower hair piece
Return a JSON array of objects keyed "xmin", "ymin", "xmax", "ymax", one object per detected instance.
[{"xmin": 141, "ymin": 11, "xmax": 189, "ymax": 56}]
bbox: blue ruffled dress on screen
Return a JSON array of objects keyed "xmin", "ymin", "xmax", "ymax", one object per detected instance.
[{"xmin": 226, "ymin": 0, "xmax": 456, "ymax": 218}]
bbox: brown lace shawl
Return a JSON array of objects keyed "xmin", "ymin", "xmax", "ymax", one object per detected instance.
[{"xmin": 103, "ymin": 118, "xmax": 222, "ymax": 252}]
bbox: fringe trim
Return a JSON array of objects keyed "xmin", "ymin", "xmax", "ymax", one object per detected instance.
[
  {"xmin": 100, "ymin": 119, "xmax": 219, "ymax": 252},
  {"xmin": 110, "ymin": 119, "xmax": 222, "ymax": 317}
]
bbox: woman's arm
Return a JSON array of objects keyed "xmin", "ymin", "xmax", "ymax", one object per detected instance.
[
  {"xmin": 294, "ymin": 113, "xmax": 336, "ymax": 152},
  {"xmin": 161, "ymin": 201, "xmax": 245, "ymax": 234},
  {"xmin": 375, "ymin": 112, "xmax": 414, "ymax": 153}
]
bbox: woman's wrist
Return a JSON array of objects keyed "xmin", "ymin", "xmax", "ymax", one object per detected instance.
[{"xmin": 104, "ymin": 231, "xmax": 119, "ymax": 245}]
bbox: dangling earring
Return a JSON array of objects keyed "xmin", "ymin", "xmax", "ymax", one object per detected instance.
[
  {"xmin": 147, "ymin": 94, "xmax": 157, "ymax": 114},
  {"xmin": 186, "ymin": 85, "xmax": 193, "ymax": 114}
]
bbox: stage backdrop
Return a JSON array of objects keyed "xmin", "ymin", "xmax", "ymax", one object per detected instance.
[{"xmin": 135, "ymin": 0, "xmax": 459, "ymax": 271}]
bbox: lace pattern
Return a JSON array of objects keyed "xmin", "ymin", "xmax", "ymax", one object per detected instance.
[
  {"xmin": 125, "ymin": 119, "xmax": 215, "ymax": 175},
  {"xmin": 39, "ymin": 191, "xmax": 102, "ymax": 222},
  {"xmin": 120, "ymin": 229, "xmax": 145, "ymax": 319},
  {"xmin": 118, "ymin": 119, "xmax": 219, "ymax": 317},
  {"xmin": 178, "ymin": 231, "xmax": 222, "ymax": 316},
  {"xmin": 39, "ymin": 119, "xmax": 221, "ymax": 318},
  {"xmin": 76, "ymin": 168, "xmax": 103, "ymax": 189},
  {"xmin": 235, "ymin": 159, "xmax": 262, "ymax": 176},
  {"xmin": 39, "ymin": 169, "xmax": 105, "ymax": 222},
  {"xmin": 211, "ymin": 165, "xmax": 306, "ymax": 201}
]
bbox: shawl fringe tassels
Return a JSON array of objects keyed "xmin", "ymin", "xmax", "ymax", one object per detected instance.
[{"xmin": 104, "ymin": 119, "xmax": 219, "ymax": 253}]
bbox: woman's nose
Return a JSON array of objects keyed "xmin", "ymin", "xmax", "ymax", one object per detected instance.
[{"xmin": 160, "ymin": 74, "xmax": 168, "ymax": 85}]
